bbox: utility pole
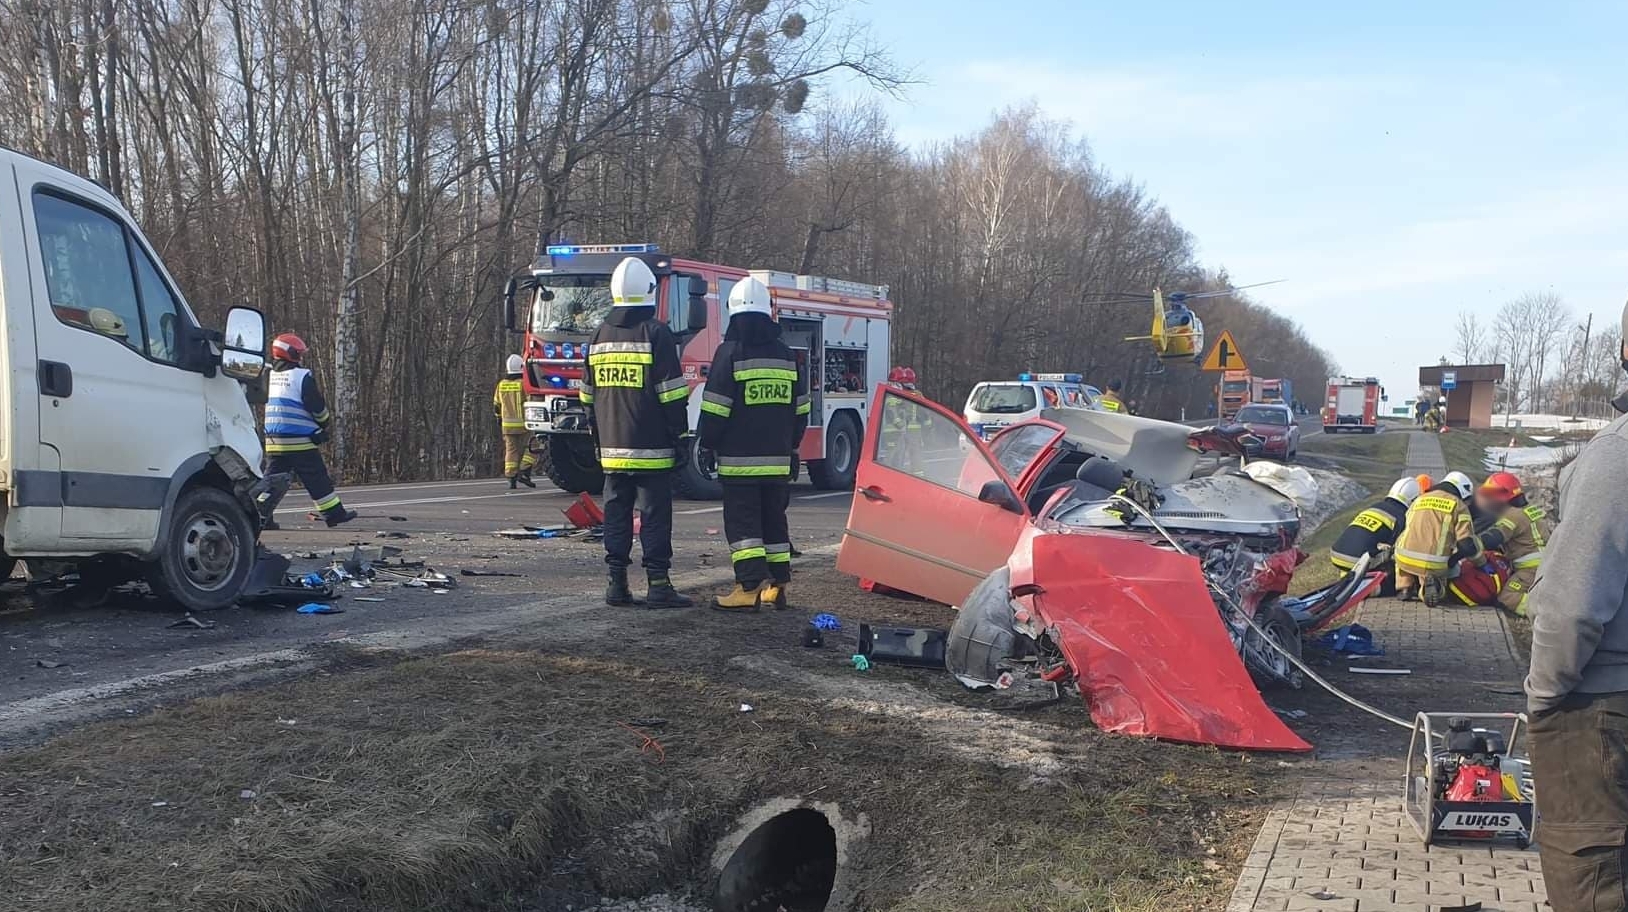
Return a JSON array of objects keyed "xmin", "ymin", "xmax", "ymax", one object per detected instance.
[{"xmin": 1574, "ymin": 312, "xmax": 1592, "ymax": 419}]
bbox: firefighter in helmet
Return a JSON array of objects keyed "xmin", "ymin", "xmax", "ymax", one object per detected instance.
[
  {"xmin": 259, "ymin": 332, "xmax": 356, "ymax": 529},
  {"xmin": 494, "ymin": 354, "xmax": 537, "ymax": 489},
  {"xmin": 1471, "ymin": 471, "xmax": 1545, "ymax": 615},
  {"xmin": 1394, "ymin": 470, "xmax": 1479, "ymax": 605},
  {"xmin": 1330, "ymin": 475, "xmax": 1427, "ymax": 591},
  {"xmin": 700, "ymin": 277, "xmax": 809, "ymax": 612},
  {"xmin": 581, "ymin": 257, "xmax": 692, "ymax": 609},
  {"xmin": 880, "ymin": 366, "xmax": 922, "ymax": 470}
]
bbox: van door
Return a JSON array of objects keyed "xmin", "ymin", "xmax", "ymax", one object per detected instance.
[{"xmin": 18, "ymin": 178, "xmax": 206, "ymax": 544}]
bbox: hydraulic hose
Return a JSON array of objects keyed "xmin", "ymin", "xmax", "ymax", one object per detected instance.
[{"xmin": 1108, "ymin": 493, "xmax": 1414, "ymax": 731}]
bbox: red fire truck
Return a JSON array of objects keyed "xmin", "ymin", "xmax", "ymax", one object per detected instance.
[
  {"xmin": 503, "ymin": 243, "xmax": 893, "ymax": 499},
  {"xmin": 1322, "ymin": 376, "xmax": 1384, "ymax": 433}
]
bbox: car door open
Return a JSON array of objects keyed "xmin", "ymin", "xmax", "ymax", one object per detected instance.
[{"xmin": 836, "ymin": 387, "xmax": 1031, "ymax": 607}]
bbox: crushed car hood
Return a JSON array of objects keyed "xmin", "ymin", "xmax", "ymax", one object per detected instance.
[{"xmin": 1009, "ymin": 526, "xmax": 1311, "ymax": 752}]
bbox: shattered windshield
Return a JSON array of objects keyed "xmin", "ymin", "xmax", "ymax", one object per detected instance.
[
  {"xmin": 968, "ymin": 384, "xmax": 1037, "ymax": 414},
  {"xmin": 1235, "ymin": 406, "xmax": 1289, "ymax": 426},
  {"xmin": 530, "ymin": 275, "xmax": 613, "ymax": 335}
]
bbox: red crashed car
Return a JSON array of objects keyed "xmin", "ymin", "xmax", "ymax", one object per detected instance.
[
  {"xmin": 837, "ymin": 386, "xmax": 1382, "ymax": 752},
  {"xmin": 1234, "ymin": 403, "xmax": 1300, "ymax": 461}
]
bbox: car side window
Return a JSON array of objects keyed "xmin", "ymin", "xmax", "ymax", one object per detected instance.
[
  {"xmin": 874, "ymin": 391, "xmax": 1003, "ymax": 496},
  {"xmin": 33, "ymin": 192, "xmax": 146, "ymax": 355},
  {"xmin": 131, "ymin": 244, "xmax": 184, "ymax": 365},
  {"xmin": 988, "ymin": 424, "xmax": 1058, "ymax": 480},
  {"xmin": 666, "ymin": 272, "xmax": 694, "ymax": 335}
]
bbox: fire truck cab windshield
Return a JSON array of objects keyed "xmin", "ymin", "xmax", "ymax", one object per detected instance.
[{"xmin": 531, "ymin": 275, "xmax": 613, "ymax": 335}]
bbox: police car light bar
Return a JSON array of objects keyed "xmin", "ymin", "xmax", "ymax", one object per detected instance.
[
  {"xmin": 1018, "ymin": 372, "xmax": 1083, "ymax": 383},
  {"xmin": 545, "ymin": 243, "xmax": 660, "ymax": 256}
]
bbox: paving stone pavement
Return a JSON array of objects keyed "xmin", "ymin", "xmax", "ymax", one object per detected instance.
[{"xmin": 1228, "ymin": 432, "xmax": 1543, "ymax": 912}]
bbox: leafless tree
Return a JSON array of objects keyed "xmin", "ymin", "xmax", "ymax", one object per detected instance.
[{"xmin": 1453, "ymin": 309, "xmax": 1487, "ymax": 364}]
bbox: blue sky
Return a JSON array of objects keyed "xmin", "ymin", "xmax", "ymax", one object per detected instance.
[{"xmin": 837, "ymin": 0, "xmax": 1628, "ymax": 402}]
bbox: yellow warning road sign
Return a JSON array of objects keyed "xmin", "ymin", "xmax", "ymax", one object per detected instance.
[{"xmin": 1201, "ymin": 330, "xmax": 1249, "ymax": 372}]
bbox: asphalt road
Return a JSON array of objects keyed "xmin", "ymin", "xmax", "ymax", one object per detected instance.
[{"xmin": 0, "ymin": 476, "xmax": 858, "ymax": 740}]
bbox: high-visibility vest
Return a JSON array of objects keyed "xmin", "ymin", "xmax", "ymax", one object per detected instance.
[
  {"xmin": 265, "ymin": 367, "xmax": 324, "ymax": 453},
  {"xmin": 493, "ymin": 377, "xmax": 526, "ymax": 432}
]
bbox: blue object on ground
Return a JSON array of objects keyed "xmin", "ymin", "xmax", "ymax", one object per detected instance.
[
  {"xmin": 851, "ymin": 654, "xmax": 870, "ymax": 671},
  {"xmin": 812, "ymin": 612, "xmax": 841, "ymax": 630},
  {"xmin": 297, "ymin": 603, "xmax": 343, "ymax": 615},
  {"xmin": 301, "ymin": 573, "xmax": 325, "ymax": 588},
  {"xmin": 1317, "ymin": 623, "xmax": 1383, "ymax": 656}
]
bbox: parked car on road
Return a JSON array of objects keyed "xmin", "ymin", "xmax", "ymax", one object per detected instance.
[{"xmin": 1234, "ymin": 403, "xmax": 1299, "ymax": 461}]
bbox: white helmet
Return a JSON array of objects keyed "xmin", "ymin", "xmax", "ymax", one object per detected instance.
[
  {"xmin": 1442, "ymin": 471, "xmax": 1474, "ymax": 499},
  {"xmin": 727, "ymin": 276, "xmax": 773, "ymax": 319},
  {"xmin": 505, "ymin": 354, "xmax": 525, "ymax": 374},
  {"xmin": 609, "ymin": 257, "xmax": 657, "ymax": 307},
  {"xmin": 1386, "ymin": 476, "xmax": 1423, "ymax": 505}
]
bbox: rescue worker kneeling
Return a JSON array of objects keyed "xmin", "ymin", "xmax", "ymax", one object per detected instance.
[
  {"xmin": 1394, "ymin": 471, "xmax": 1479, "ymax": 606},
  {"xmin": 1330, "ymin": 475, "xmax": 1426, "ymax": 593},
  {"xmin": 700, "ymin": 277, "xmax": 809, "ymax": 612},
  {"xmin": 1453, "ymin": 472, "xmax": 1545, "ymax": 615}
]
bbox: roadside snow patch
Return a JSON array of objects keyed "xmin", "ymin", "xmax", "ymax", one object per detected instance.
[
  {"xmin": 1483, "ymin": 445, "xmax": 1577, "ymax": 472},
  {"xmin": 1492, "ymin": 413, "xmax": 1611, "ymax": 431},
  {"xmin": 1299, "ymin": 468, "xmax": 1367, "ymax": 535}
]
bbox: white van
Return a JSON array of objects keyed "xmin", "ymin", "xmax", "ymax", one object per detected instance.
[
  {"xmin": 0, "ymin": 146, "xmax": 272, "ymax": 610},
  {"xmin": 964, "ymin": 373, "xmax": 1101, "ymax": 439}
]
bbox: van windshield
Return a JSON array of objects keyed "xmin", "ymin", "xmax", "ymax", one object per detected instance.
[{"xmin": 969, "ymin": 384, "xmax": 1037, "ymax": 414}]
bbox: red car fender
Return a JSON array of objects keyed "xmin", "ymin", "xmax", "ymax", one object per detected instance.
[{"xmin": 1009, "ymin": 525, "xmax": 1311, "ymax": 752}]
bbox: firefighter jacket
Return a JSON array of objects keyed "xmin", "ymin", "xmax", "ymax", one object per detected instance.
[
  {"xmin": 1097, "ymin": 391, "xmax": 1126, "ymax": 412},
  {"xmin": 1330, "ymin": 495, "xmax": 1408, "ymax": 570},
  {"xmin": 580, "ymin": 307, "xmax": 689, "ymax": 471},
  {"xmin": 265, "ymin": 362, "xmax": 333, "ymax": 454},
  {"xmin": 697, "ymin": 313, "xmax": 809, "ymax": 480},
  {"xmin": 1482, "ymin": 502, "xmax": 1546, "ymax": 573},
  {"xmin": 1395, "ymin": 484, "xmax": 1476, "ymax": 577},
  {"xmin": 493, "ymin": 375, "xmax": 526, "ymax": 432}
]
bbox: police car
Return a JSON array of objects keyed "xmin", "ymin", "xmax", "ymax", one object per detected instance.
[{"xmin": 964, "ymin": 373, "xmax": 1102, "ymax": 440}]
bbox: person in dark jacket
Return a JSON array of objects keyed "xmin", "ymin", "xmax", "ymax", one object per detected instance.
[
  {"xmin": 259, "ymin": 332, "xmax": 356, "ymax": 529},
  {"xmin": 1329, "ymin": 475, "xmax": 1425, "ymax": 593},
  {"xmin": 580, "ymin": 257, "xmax": 692, "ymax": 609},
  {"xmin": 699, "ymin": 277, "xmax": 809, "ymax": 611},
  {"xmin": 1526, "ymin": 302, "xmax": 1628, "ymax": 912}
]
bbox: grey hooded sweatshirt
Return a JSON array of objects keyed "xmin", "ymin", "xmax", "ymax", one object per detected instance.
[{"xmin": 1525, "ymin": 395, "xmax": 1628, "ymax": 712}]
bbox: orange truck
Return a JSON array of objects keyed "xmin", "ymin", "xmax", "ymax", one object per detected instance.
[{"xmin": 1218, "ymin": 370, "xmax": 1252, "ymax": 421}]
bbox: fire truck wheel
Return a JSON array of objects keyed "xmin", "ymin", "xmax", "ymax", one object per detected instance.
[
  {"xmin": 675, "ymin": 438, "xmax": 724, "ymax": 501},
  {"xmin": 808, "ymin": 412, "xmax": 859, "ymax": 491},
  {"xmin": 536, "ymin": 436, "xmax": 604, "ymax": 495}
]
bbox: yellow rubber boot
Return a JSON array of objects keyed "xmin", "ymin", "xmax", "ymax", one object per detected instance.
[
  {"xmin": 759, "ymin": 581, "xmax": 789, "ymax": 610},
  {"xmin": 713, "ymin": 582, "xmax": 763, "ymax": 613}
]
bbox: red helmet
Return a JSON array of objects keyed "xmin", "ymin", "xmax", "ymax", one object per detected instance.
[
  {"xmin": 271, "ymin": 333, "xmax": 308, "ymax": 362},
  {"xmin": 888, "ymin": 366, "xmax": 909, "ymax": 384},
  {"xmin": 901, "ymin": 367, "xmax": 917, "ymax": 385},
  {"xmin": 1478, "ymin": 471, "xmax": 1523, "ymax": 503}
]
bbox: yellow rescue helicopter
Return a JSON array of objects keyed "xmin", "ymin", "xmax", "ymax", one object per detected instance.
[{"xmin": 1085, "ymin": 281, "xmax": 1284, "ymax": 366}]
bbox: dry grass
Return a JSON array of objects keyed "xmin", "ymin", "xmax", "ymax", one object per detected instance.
[{"xmin": 0, "ymin": 572, "xmax": 1286, "ymax": 912}]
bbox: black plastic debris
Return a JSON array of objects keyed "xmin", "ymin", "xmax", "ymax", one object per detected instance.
[
  {"xmin": 168, "ymin": 614, "xmax": 216, "ymax": 630},
  {"xmin": 857, "ymin": 623, "xmax": 949, "ymax": 667},
  {"xmin": 801, "ymin": 625, "xmax": 825, "ymax": 648},
  {"xmin": 459, "ymin": 569, "xmax": 522, "ymax": 578}
]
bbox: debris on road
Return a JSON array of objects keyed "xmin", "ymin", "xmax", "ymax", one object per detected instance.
[
  {"xmin": 801, "ymin": 625, "xmax": 824, "ymax": 648},
  {"xmin": 1315, "ymin": 624, "xmax": 1384, "ymax": 656},
  {"xmin": 459, "ymin": 568, "xmax": 522, "ymax": 578},
  {"xmin": 1349, "ymin": 666, "xmax": 1410, "ymax": 675},
  {"xmin": 34, "ymin": 659, "xmax": 68, "ymax": 669},
  {"xmin": 851, "ymin": 654, "xmax": 870, "ymax": 671},
  {"xmin": 811, "ymin": 612, "xmax": 841, "ymax": 630},
  {"xmin": 296, "ymin": 603, "xmax": 344, "ymax": 615},
  {"xmin": 168, "ymin": 614, "xmax": 216, "ymax": 630},
  {"xmin": 858, "ymin": 623, "xmax": 948, "ymax": 667},
  {"xmin": 738, "ymin": 703, "xmax": 754, "ymax": 713},
  {"xmin": 376, "ymin": 531, "xmax": 410, "ymax": 539},
  {"xmin": 563, "ymin": 492, "xmax": 605, "ymax": 529},
  {"xmin": 239, "ymin": 789, "xmax": 258, "ymax": 800}
]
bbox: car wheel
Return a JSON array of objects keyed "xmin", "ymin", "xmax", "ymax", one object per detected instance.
[
  {"xmin": 674, "ymin": 437, "xmax": 724, "ymax": 501},
  {"xmin": 1250, "ymin": 600, "xmax": 1305, "ymax": 690},
  {"xmin": 148, "ymin": 486, "xmax": 255, "ymax": 612}
]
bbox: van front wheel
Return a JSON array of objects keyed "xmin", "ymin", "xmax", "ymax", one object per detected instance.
[{"xmin": 149, "ymin": 486, "xmax": 255, "ymax": 612}]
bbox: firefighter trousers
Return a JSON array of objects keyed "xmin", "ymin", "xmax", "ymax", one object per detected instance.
[
  {"xmin": 723, "ymin": 480, "xmax": 791, "ymax": 587},
  {"xmin": 603, "ymin": 470, "xmax": 674, "ymax": 575},
  {"xmin": 502, "ymin": 432, "xmax": 536, "ymax": 477},
  {"xmin": 266, "ymin": 449, "xmax": 346, "ymax": 517},
  {"xmin": 1530, "ymin": 691, "xmax": 1628, "ymax": 912}
]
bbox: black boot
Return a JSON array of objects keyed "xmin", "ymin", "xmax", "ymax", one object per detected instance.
[
  {"xmin": 261, "ymin": 516, "xmax": 281, "ymax": 532},
  {"xmin": 517, "ymin": 470, "xmax": 537, "ymax": 489},
  {"xmin": 323, "ymin": 507, "xmax": 359, "ymax": 528},
  {"xmin": 605, "ymin": 569, "xmax": 638, "ymax": 607},
  {"xmin": 509, "ymin": 475, "xmax": 518, "ymax": 490},
  {"xmin": 643, "ymin": 574, "xmax": 693, "ymax": 609}
]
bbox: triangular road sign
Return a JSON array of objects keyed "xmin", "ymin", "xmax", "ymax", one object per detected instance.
[{"xmin": 1201, "ymin": 330, "xmax": 1249, "ymax": 373}]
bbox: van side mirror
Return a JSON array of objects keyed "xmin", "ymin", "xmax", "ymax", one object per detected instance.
[
  {"xmin": 502, "ymin": 277, "xmax": 518, "ymax": 332},
  {"xmin": 221, "ymin": 307, "xmax": 267, "ymax": 381},
  {"xmin": 686, "ymin": 276, "xmax": 709, "ymax": 333},
  {"xmin": 977, "ymin": 479, "xmax": 1024, "ymax": 514}
]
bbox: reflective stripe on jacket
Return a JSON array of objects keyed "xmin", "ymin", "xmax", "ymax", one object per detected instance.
[
  {"xmin": 1331, "ymin": 496, "xmax": 1407, "ymax": 570},
  {"xmin": 1395, "ymin": 488, "xmax": 1474, "ymax": 575},
  {"xmin": 265, "ymin": 365, "xmax": 331, "ymax": 454},
  {"xmin": 493, "ymin": 377, "xmax": 526, "ymax": 431},
  {"xmin": 1098, "ymin": 392, "xmax": 1125, "ymax": 412},
  {"xmin": 696, "ymin": 322, "xmax": 809, "ymax": 481},
  {"xmin": 1494, "ymin": 504, "xmax": 1546, "ymax": 570},
  {"xmin": 581, "ymin": 310, "xmax": 688, "ymax": 472}
]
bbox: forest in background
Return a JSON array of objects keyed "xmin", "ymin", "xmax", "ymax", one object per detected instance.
[{"xmin": 0, "ymin": 0, "xmax": 1337, "ymax": 481}]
